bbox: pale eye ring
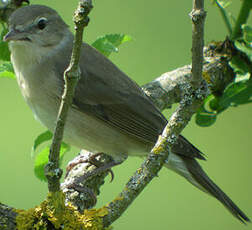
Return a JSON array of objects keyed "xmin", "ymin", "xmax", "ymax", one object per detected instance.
[{"xmin": 37, "ymin": 17, "xmax": 47, "ymax": 30}]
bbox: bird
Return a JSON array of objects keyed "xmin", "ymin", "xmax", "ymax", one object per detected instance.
[{"xmin": 3, "ymin": 4, "xmax": 250, "ymax": 223}]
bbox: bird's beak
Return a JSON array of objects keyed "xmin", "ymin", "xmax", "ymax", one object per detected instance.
[
  {"xmin": 3, "ymin": 29, "xmax": 30, "ymax": 42},
  {"xmin": 3, "ymin": 29, "xmax": 18, "ymax": 42}
]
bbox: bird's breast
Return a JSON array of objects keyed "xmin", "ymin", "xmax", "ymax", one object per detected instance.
[{"xmin": 10, "ymin": 44, "xmax": 151, "ymax": 158}]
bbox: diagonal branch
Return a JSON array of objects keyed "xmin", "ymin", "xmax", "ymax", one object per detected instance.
[{"xmin": 102, "ymin": 0, "xmax": 206, "ymax": 226}]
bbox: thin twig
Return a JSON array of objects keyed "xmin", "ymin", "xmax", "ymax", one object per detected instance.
[
  {"xmin": 45, "ymin": 0, "xmax": 93, "ymax": 192},
  {"xmin": 231, "ymin": 0, "xmax": 252, "ymax": 40},
  {"xmin": 190, "ymin": 0, "xmax": 206, "ymax": 86},
  {"xmin": 215, "ymin": 0, "xmax": 232, "ymax": 36}
]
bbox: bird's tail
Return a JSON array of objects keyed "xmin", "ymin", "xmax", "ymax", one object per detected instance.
[{"xmin": 165, "ymin": 152, "xmax": 250, "ymax": 223}]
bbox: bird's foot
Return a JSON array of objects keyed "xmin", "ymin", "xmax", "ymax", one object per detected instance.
[
  {"xmin": 65, "ymin": 152, "xmax": 123, "ymax": 193},
  {"xmin": 65, "ymin": 152, "xmax": 115, "ymax": 181}
]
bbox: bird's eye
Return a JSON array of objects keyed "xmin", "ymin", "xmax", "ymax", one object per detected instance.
[{"xmin": 37, "ymin": 18, "xmax": 47, "ymax": 30}]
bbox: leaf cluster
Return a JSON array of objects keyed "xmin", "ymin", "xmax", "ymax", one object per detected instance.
[
  {"xmin": 196, "ymin": 0, "xmax": 252, "ymax": 127},
  {"xmin": 0, "ymin": 24, "xmax": 14, "ymax": 78}
]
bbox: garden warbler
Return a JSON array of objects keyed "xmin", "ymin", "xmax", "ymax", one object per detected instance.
[{"xmin": 4, "ymin": 4, "xmax": 250, "ymax": 223}]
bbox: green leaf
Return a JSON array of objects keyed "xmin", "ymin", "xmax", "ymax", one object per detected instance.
[
  {"xmin": 234, "ymin": 40, "xmax": 252, "ymax": 61},
  {"xmin": 235, "ymin": 73, "xmax": 250, "ymax": 83},
  {"xmin": 34, "ymin": 142, "xmax": 70, "ymax": 181},
  {"xmin": 195, "ymin": 79, "xmax": 252, "ymax": 127},
  {"xmin": 229, "ymin": 56, "xmax": 249, "ymax": 74},
  {"xmin": 195, "ymin": 95, "xmax": 217, "ymax": 127},
  {"xmin": 92, "ymin": 34, "xmax": 132, "ymax": 57},
  {"xmin": 218, "ymin": 79, "xmax": 252, "ymax": 107},
  {"xmin": 242, "ymin": 24, "xmax": 252, "ymax": 44},
  {"xmin": 0, "ymin": 61, "xmax": 15, "ymax": 79},
  {"xmin": 0, "ymin": 0, "xmax": 10, "ymax": 8},
  {"xmin": 208, "ymin": 97, "xmax": 219, "ymax": 111},
  {"xmin": 31, "ymin": 130, "xmax": 53, "ymax": 157},
  {"xmin": 0, "ymin": 25, "xmax": 11, "ymax": 61},
  {"xmin": 34, "ymin": 146, "xmax": 50, "ymax": 181},
  {"xmin": 229, "ymin": 39, "xmax": 252, "ymax": 78},
  {"xmin": 195, "ymin": 111, "xmax": 217, "ymax": 127},
  {"xmin": 208, "ymin": 97, "xmax": 227, "ymax": 114},
  {"xmin": 32, "ymin": 130, "xmax": 71, "ymax": 181}
]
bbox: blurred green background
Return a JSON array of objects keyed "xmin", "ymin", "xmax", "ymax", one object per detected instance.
[{"xmin": 0, "ymin": 0, "xmax": 251, "ymax": 229}]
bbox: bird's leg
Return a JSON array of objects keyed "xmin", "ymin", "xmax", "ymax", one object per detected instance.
[
  {"xmin": 62, "ymin": 151, "xmax": 118, "ymax": 210},
  {"xmin": 66, "ymin": 156, "xmax": 123, "ymax": 192},
  {"xmin": 69, "ymin": 159, "xmax": 121, "ymax": 184}
]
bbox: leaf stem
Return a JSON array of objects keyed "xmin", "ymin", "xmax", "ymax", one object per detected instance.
[
  {"xmin": 231, "ymin": 0, "xmax": 252, "ymax": 40},
  {"xmin": 215, "ymin": 0, "xmax": 232, "ymax": 36}
]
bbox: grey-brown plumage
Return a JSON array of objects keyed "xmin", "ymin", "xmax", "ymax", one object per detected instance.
[{"xmin": 4, "ymin": 5, "xmax": 250, "ymax": 223}]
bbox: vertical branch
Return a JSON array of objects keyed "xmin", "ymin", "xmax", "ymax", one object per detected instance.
[
  {"xmin": 190, "ymin": 0, "xmax": 206, "ymax": 86},
  {"xmin": 45, "ymin": 0, "xmax": 93, "ymax": 192}
]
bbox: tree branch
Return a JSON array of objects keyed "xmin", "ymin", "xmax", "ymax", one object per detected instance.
[
  {"xmin": 0, "ymin": 203, "xmax": 17, "ymax": 230},
  {"xmin": 45, "ymin": 0, "xmax": 93, "ymax": 192},
  {"xmin": 0, "ymin": 0, "xmax": 28, "ymax": 22},
  {"xmin": 190, "ymin": 0, "xmax": 206, "ymax": 85},
  {"xmin": 61, "ymin": 151, "xmax": 113, "ymax": 212},
  {"xmin": 143, "ymin": 52, "xmax": 233, "ymax": 110}
]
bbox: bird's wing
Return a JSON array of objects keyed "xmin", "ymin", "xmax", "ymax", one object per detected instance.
[
  {"xmin": 73, "ymin": 43, "xmax": 166, "ymax": 144},
  {"xmin": 53, "ymin": 41, "xmax": 205, "ymax": 159}
]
